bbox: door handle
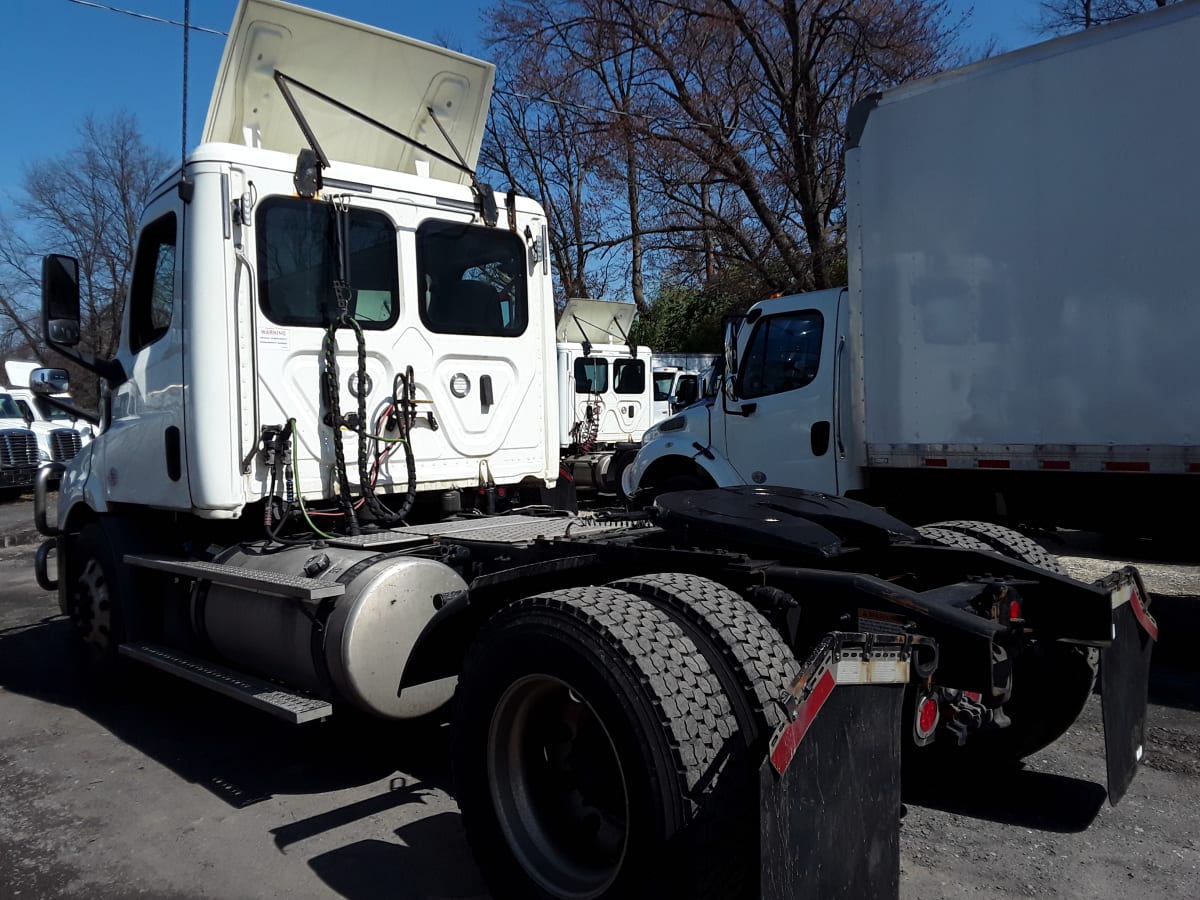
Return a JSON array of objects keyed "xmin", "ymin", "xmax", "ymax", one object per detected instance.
[
  {"xmin": 811, "ymin": 420, "xmax": 831, "ymax": 457},
  {"xmin": 734, "ymin": 402, "xmax": 757, "ymax": 417}
]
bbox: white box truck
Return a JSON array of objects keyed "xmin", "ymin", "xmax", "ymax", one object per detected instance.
[{"xmin": 626, "ymin": 1, "xmax": 1200, "ymax": 535}]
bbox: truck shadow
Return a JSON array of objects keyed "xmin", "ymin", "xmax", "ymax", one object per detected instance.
[
  {"xmin": 0, "ymin": 614, "xmax": 449, "ymax": 800},
  {"xmin": 302, "ymin": 814, "xmax": 490, "ymax": 900},
  {"xmin": 0, "ymin": 611, "xmax": 492, "ymax": 897},
  {"xmin": 902, "ymin": 767, "xmax": 1107, "ymax": 833}
]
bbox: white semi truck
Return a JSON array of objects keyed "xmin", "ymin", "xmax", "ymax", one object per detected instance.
[
  {"xmin": 555, "ymin": 298, "xmax": 655, "ymax": 495},
  {"xmin": 0, "ymin": 397, "xmax": 38, "ymax": 499},
  {"xmin": 626, "ymin": 1, "xmax": 1200, "ymax": 536},
  {"xmin": 3, "ymin": 360, "xmax": 91, "ymax": 468},
  {"xmin": 28, "ymin": 2, "xmax": 1156, "ymax": 898}
]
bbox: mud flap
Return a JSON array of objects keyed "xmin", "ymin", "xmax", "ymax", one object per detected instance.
[
  {"xmin": 760, "ymin": 633, "xmax": 930, "ymax": 900},
  {"xmin": 1100, "ymin": 569, "xmax": 1157, "ymax": 806}
]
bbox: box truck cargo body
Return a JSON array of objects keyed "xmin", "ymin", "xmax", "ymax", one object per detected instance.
[{"xmin": 627, "ymin": 1, "xmax": 1200, "ymax": 531}]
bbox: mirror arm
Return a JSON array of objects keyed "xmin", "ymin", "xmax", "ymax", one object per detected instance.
[
  {"xmin": 45, "ymin": 344, "xmax": 126, "ymax": 387},
  {"xmin": 39, "ymin": 395, "xmax": 100, "ymax": 427}
]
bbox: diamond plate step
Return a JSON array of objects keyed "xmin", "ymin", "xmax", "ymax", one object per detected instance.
[
  {"xmin": 124, "ymin": 555, "xmax": 345, "ymax": 601},
  {"xmin": 119, "ymin": 642, "xmax": 333, "ymax": 724},
  {"xmin": 329, "ymin": 515, "xmax": 632, "ymax": 549}
]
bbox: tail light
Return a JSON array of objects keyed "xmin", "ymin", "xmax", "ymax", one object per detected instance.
[{"xmin": 913, "ymin": 692, "xmax": 939, "ymax": 746}]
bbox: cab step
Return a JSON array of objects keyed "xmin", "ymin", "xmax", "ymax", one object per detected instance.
[
  {"xmin": 124, "ymin": 554, "xmax": 345, "ymax": 601},
  {"xmin": 118, "ymin": 642, "xmax": 333, "ymax": 724}
]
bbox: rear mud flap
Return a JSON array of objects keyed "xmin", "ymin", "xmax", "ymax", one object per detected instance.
[
  {"xmin": 1100, "ymin": 569, "xmax": 1157, "ymax": 805},
  {"xmin": 760, "ymin": 633, "xmax": 928, "ymax": 900}
]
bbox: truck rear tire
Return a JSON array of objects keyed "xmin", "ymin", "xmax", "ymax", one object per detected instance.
[
  {"xmin": 915, "ymin": 525, "xmax": 994, "ymax": 554},
  {"xmin": 608, "ymin": 573, "xmax": 798, "ymax": 749},
  {"xmin": 609, "ymin": 573, "xmax": 799, "ymax": 898},
  {"xmin": 916, "ymin": 520, "xmax": 1096, "ymax": 766},
  {"xmin": 452, "ymin": 586, "xmax": 737, "ymax": 900},
  {"xmin": 921, "ymin": 520, "xmax": 1065, "ymax": 574}
]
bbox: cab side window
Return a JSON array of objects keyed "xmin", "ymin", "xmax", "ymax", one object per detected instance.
[
  {"xmin": 574, "ymin": 358, "xmax": 608, "ymax": 393},
  {"xmin": 738, "ymin": 311, "xmax": 824, "ymax": 400},
  {"xmin": 613, "ymin": 359, "xmax": 645, "ymax": 395},
  {"xmin": 128, "ymin": 213, "xmax": 177, "ymax": 353}
]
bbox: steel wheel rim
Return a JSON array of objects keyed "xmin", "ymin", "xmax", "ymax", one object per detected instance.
[
  {"xmin": 488, "ymin": 673, "xmax": 630, "ymax": 898},
  {"xmin": 76, "ymin": 558, "xmax": 111, "ymax": 649}
]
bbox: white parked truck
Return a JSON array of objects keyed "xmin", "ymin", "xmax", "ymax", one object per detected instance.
[
  {"xmin": 555, "ymin": 298, "xmax": 654, "ymax": 495},
  {"xmin": 626, "ymin": 1, "xmax": 1200, "ymax": 534},
  {"xmin": 0, "ymin": 396, "xmax": 38, "ymax": 498},
  {"xmin": 3, "ymin": 361, "xmax": 92, "ymax": 467},
  {"xmin": 29, "ymin": 2, "xmax": 1157, "ymax": 898},
  {"xmin": 652, "ymin": 365, "xmax": 701, "ymax": 421}
]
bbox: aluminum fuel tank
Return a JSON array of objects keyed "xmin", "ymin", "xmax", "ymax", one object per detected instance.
[{"xmin": 199, "ymin": 544, "xmax": 466, "ymax": 719}]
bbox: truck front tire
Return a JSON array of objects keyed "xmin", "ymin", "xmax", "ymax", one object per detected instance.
[
  {"xmin": 452, "ymin": 586, "xmax": 737, "ymax": 900},
  {"xmin": 66, "ymin": 521, "xmax": 126, "ymax": 665}
]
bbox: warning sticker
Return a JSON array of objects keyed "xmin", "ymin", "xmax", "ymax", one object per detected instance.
[
  {"xmin": 258, "ymin": 327, "xmax": 289, "ymax": 350},
  {"xmin": 856, "ymin": 608, "xmax": 909, "ymax": 636}
]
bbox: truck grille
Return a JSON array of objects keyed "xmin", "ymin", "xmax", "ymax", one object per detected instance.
[
  {"xmin": 50, "ymin": 429, "xmax": 82, "ymax": 462},
  {"xmin": 0, "ymin": 429, "xmax": 38, "ymax": 467}
]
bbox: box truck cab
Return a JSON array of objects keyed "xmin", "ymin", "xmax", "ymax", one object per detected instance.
[{"xmin": 625, "ymin": 288, "xmax": 853, "ymax": 501}]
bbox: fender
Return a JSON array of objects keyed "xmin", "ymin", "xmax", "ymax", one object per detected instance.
[
  {"xmin": 623, "ymin": 429, "xmax": 746, "ymax": 498},
  {"xmin": 58, "ymin": 443, "xmax": 109, "ymax": 530}
]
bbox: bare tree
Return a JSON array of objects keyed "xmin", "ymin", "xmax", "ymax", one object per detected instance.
[
  {"xmin": 1037, "ymin": 0, "xmax": 1174, "ymax": 33},
  {"xmin": 0, "ymin": 112, "xmax": 171, "ymax": 369},
  {"xmin": 486, "ymin": 0, "xmax": 962, "ymax": 319},
  {"xmin": 483, "ymin": 75, "xmax": 624, "ymax": 306}
]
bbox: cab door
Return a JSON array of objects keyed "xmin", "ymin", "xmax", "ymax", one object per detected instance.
[
  {"xmin": 102, "ymin": 197, "xmax": 189, "ymax": 507},
  {"xmin": 720, "ymin": 290, "xmax": 844, "ymax": 494}
]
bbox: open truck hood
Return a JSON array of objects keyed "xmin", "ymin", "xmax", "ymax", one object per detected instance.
[
  {"xmin": 556, "ymin": 299, "xmax": 637, "ymax": 345},
  {"xmin": 204, "ymin": 0, "xmax": 495, "ymax": 185}
]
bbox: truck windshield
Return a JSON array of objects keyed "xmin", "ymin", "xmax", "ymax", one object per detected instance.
[
  {"xmin": 417, "ymin": 220, "xmax": 529, "ymax": 337},
  {"xmin": 256, "ymin": 198, "xmax": 400, "ymax": 329},
  {"xmin": 0, "ymin": 395, "xmax": 23, "ymax": 419}
]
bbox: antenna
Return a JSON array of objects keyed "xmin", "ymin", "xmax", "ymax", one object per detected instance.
[{"xmin": 179, "ymin": 0, "xmax": 192, "ymax": 200}]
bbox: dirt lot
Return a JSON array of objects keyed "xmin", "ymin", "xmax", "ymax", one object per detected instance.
[{"xmin": 1, "ymin": 506, "xmax": 1197, "ymax": 899}]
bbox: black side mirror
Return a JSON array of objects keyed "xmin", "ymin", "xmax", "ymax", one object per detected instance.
[{"xmin": 42, "ymin": 255, "xmax": 81, "ymax": 347}]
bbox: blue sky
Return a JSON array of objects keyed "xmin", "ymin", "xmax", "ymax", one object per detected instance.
[{"xmin": 0, "ymin": 0, "xmax": 1043, "ymax": 199}]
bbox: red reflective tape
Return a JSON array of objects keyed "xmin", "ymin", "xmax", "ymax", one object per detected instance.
[
  {"xmin": 1189, "ymin": 463, "xmax": 1200, "ymax": 473},
  {"xmin": 1040, "ymin": 460, "xmax": 1070, "ymax": 471},
  {"xmin": 977, "ymin": 459, "xmax": 1010, "ymax": 469},
  {"xmin": 1129, "ymin": 585, "xmax": 1159, "ymax": 642},
  {"xmin": 924, "ymin": 458, "xmax": 948, "ymax": 468},
  {"xmin": 769, "ymin": 669, "xmax": 836, "ymax": 776},
  {"xmin": 1104, "ymin": 461, "xmax": 1150, "ymax": 472}
]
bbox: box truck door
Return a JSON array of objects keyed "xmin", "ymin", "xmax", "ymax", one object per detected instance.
[{"xmin": 722, "ymin": 293, "xmax": 841, "ymax": 494}]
